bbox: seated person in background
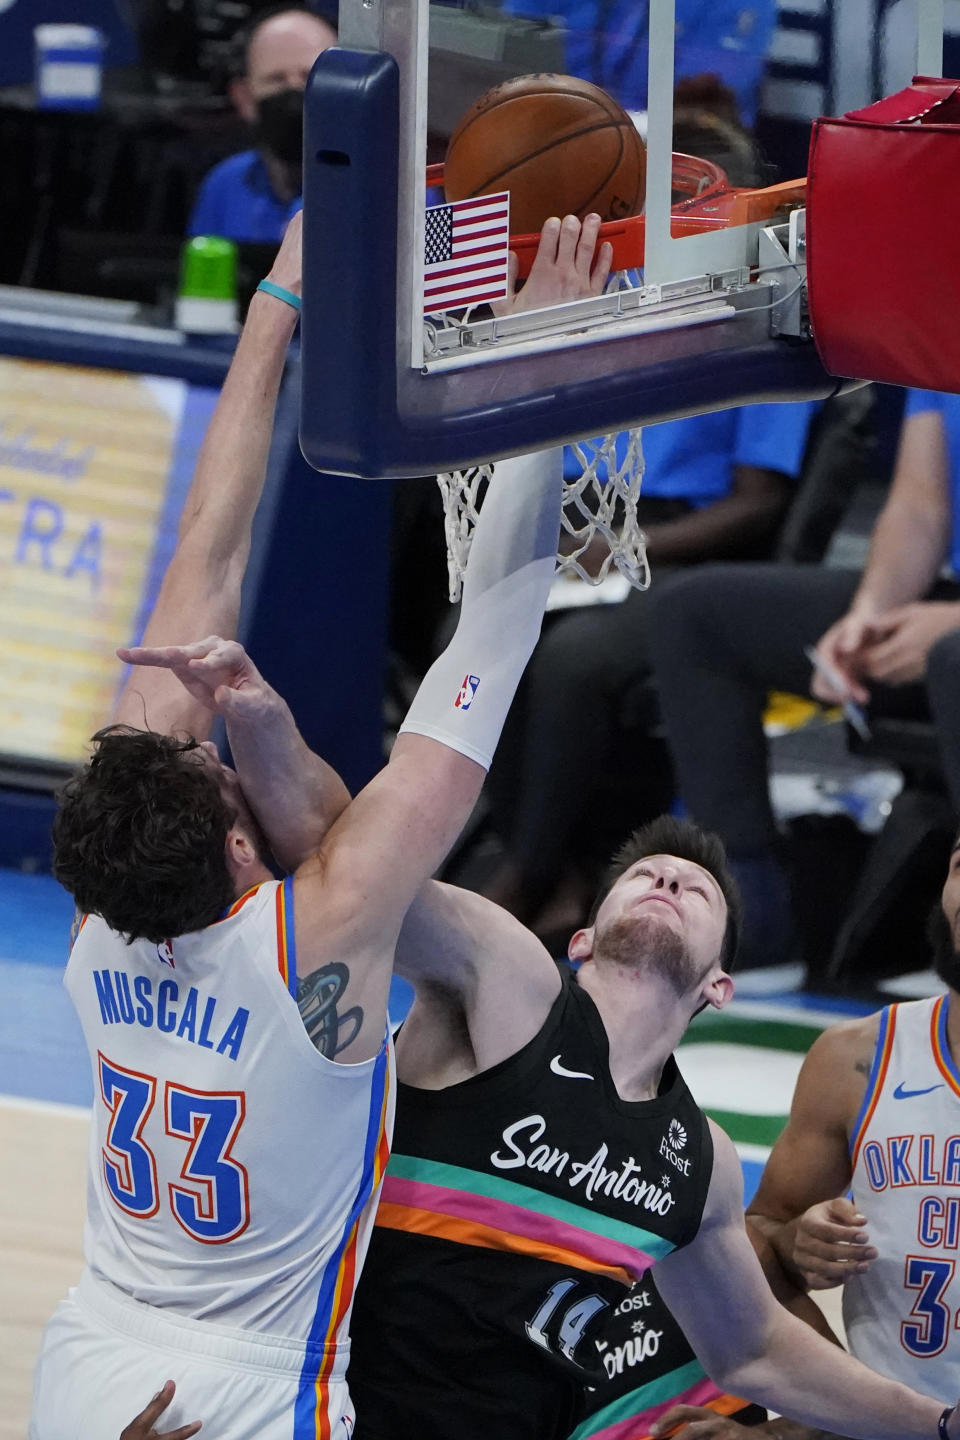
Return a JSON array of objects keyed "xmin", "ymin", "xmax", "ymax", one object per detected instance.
[
  {"xmin": 480, "ymin": 394, "xmax": 817, "ymax": 947},
  {"xmin": 188, "ymin": 4, "xmax": 336, "ymax": 243},
  {"xmin": 647, "ymin": 389, "xmax": 960, "ymax": 974},
  {"xmin": 500, "ymin": 0, "xmax": 778, "ymax": 128}
]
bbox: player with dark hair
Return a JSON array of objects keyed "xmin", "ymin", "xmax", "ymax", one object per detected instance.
[{"xmin": 29, "ymin": 210, "xmax": 573, "ymax": 1439}]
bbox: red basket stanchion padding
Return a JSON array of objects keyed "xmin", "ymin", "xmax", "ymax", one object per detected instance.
[{"xmin": 806, "ymin": 76, "xmax": 960, "ymax": 393}]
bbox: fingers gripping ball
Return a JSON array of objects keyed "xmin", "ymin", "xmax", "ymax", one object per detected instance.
[{"xmin": 444, "ymin": 73, "xmax": 646, "ymax": 237}]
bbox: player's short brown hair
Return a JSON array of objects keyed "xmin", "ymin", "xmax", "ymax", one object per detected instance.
[
  {"xmin": 589, "ymin": 814, "xmax": 742, "ymax": 970},
  {"xmin": 53, "ymin": 726, "xmax": 236, "ymax": 943}
]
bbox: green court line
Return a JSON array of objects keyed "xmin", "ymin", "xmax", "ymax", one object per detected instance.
[
  {"xmin": 680, "ymin": 1015, "xmax": 823, "ymax": 1053},
  {"xmin": 704, "ymin": 1108, "xmax": 787, "ymax": 1147}
]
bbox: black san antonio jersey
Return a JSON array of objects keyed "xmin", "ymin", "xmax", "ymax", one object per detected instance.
[
  {"xmin": 573, "ymin": 1276, "xmax": 766, "ymax": 1440},
  {"xmin": 349, "ymin": 969, "xmax": 713, "ymax": 1440}
]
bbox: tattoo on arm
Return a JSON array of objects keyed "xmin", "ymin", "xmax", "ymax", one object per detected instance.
[
  {"xmin": 854, "ymin": 1058, "xmax": 871, "ymax": 1077},
  {"xmin": 296, "ymin": 963, "xmax": 363, "ymax": 1057}
]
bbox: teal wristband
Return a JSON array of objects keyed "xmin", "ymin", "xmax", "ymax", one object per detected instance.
[{"xmin": 256, "ymin": 279, "xmax": 301, "ymax": 311}]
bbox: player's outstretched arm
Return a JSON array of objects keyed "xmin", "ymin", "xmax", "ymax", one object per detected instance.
[
  {"xmin": 113, "ymin": 214, "xmax": 302, "ymax": 740},
  {"xmin": 746, "ymin": 1016, "xmax": 879, "ymax": 1289},
  {"xmin": 280, "ymin": 445, "xmax": 563, "ymax": 1061},
  {"xmin": 654, "ymin": 1124, "xmax": 952, "ymax": 1440}
]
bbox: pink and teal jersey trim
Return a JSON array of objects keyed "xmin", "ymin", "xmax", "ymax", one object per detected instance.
[
  {"xmin": 376, "ymin": 1152, "xmax": 676, "ymax": 1284},
  {"xmin": 568, "ymin": 1359, "xmax": 748, "ymax": 1440}
]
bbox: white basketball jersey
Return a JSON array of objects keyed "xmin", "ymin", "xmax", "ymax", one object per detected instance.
[
  {"xmin": 845, "ymin": 994, "xmax": 959, "ymax": 1399},
  {"xmin": 65, "ymin": 878, "xmax": 394, "ymax": 1362}
]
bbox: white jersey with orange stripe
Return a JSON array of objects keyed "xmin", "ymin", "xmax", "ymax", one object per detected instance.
[
  {"xmin": 64, "ymin": 877, "xmax": 394, "ymax": 1343},
  {"xmin": 845, "ymin": 994, "xmax": 960, "ymax": 1400}
]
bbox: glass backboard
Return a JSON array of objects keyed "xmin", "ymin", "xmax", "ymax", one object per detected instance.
[{"xmin": 300, "ymin": 0, "xmax": 946, "ymax": 478}]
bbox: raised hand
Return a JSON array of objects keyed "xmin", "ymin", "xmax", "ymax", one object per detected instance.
[
  {"xmin": 120, "ymin": 1381, "xmax": 201, "ymax": 1440},
  {"xmin": 785, "ymin": 1195, "xmax": 878, "ymax": 1290},
  {"xmin": 493, "ymin": 212, "xmax": 613, "ymax": 316},
  {"xmin": 117, "ymin": 637, "xmax": 270, "ymax": 721}
]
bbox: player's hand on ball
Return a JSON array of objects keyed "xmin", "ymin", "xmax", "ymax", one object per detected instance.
[
  {"xmin": 786, "ymin": 1195, "xmax": 878, "ymax": 1289},
  {"xmin": 493, "ymin": 213, "xmax": 613, "ymax": 316},
  {"xmin": 120, "ymin": 1380, "xmax": 201, "ymax": 1440},
  {"xmin": 650, "ymin": 1405, "xmax": 765, "ymax": 1439}
]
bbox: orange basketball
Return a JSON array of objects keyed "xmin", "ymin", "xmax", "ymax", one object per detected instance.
[{"xmin": 444, "ymin": 74, "xmax": 646, "ymax": 237}]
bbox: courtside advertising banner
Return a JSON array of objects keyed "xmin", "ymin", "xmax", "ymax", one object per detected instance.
[{"xmin": 0, "ymin": 357, "xmax": 219, "ymax": 765}]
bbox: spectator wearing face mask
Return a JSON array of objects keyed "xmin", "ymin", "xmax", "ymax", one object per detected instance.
[{"xmin": 188, "ymin": 4, "xmax": 337, "ymax": 244}]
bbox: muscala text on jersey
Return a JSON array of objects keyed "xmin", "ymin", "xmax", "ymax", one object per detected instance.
[{"xmin": 92, "ymin": 968, "xmax": 248, "ymax": 1061}]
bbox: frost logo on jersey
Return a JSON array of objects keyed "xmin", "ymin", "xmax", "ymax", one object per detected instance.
[
  {"xmin": 454, "ymin": 674, "xmax": 480, "ymax": 710},
  {"xmin": 156, "ymin": 940, "xmax": 175, "ymax": 969},
  {"xmin": 659, "ymin": 1119, "xmax": 691, "ymax": 1176}
]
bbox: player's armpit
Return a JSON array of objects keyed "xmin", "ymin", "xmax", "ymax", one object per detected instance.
[{"xmin": 395, "ymin": 880, "xmax": 562, "ymax": 1071}]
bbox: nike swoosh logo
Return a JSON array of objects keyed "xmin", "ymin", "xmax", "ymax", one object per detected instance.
[
  {"xmin": 550, "ymin": 1054, "xmax": 594, "ymax": 1081},
  {"xmin": 893, "ymin": 1082, "xmax": 945, "ymax": 1100}
]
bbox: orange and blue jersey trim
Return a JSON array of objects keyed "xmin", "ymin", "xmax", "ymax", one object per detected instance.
[
  {"xmin": 931, "ymin": 993, "xmax": 960, "ymax": 1097},
  {"xmin": 293, "ymin": 1039, "xmax": 392, "ymax": 1439},
  {"xmin": 275, "ymin": 875, "xmax": 298, "ymax": 999},
  {"xmin": 850, "ymin": 1004, "xmax": 895, "ymax": 1164},
  {"xmin": 218, "ymin": 882, "xmax": 268, "ymax": 922}
]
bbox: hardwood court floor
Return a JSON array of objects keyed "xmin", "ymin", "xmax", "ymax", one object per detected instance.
[{"xmin": 1, "ymin": 1098, "xmax": 88, "ymax": 1440}]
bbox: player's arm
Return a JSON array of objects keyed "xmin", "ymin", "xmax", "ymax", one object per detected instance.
[
  {"xmin": 280, "ymin": 445, "xmax": 562, "ymax": 1058},
  {"xmin": 644, "ymin": 464, "xmax": 793, "ymax": 565},
  {"xmin": 394, "ymin": 881, "xmax": 563, "ymax": 1069},
  {"xmin": 847, "ymin": 407, "xmax": 952, "ymax": 618},
  {"xmin": 653, "ymin": 1123, "xmax": 956, "ymax": 1440},
  {"xmin": 746, "ymin": 1015, "xmax": 879, "ymax": 1290},
  {"xmin": 112, "ymin": 215, "xmax": 302, "ymax": 740}
]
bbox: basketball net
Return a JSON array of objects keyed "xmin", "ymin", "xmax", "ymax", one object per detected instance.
[{"xmin": 436, "ymin": 429, "xmax": 650, "ymax": 604}]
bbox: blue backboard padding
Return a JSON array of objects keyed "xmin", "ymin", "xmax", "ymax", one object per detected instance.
[{"xmin": 300, "ymin": 48, "xmax": 843, "ymax": 480}]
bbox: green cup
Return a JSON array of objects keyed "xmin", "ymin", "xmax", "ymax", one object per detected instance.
[{"xmin": 178, "ymin": 236, "xmax": 237, "ymax": 301}]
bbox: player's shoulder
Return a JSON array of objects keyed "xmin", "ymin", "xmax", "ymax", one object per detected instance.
[
  {"xmin": 788, "ymin": 1010, "xmax": 884, "ymax": 1126},
  {"xmin": 804, "ymin": 1009, "xmax": 883, "ymax": 1068}
]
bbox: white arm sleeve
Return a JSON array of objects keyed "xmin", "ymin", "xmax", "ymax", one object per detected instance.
[{"xmin": 398, "ymin": 447, "xmax": 562, "ymax": 770}]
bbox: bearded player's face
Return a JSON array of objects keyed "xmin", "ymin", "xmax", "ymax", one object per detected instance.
[{"xmin": 591, "ymin": 853, "xmax": 727, "ymax": 995}]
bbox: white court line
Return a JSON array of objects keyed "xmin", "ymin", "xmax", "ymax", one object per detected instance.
[
  {"xmin": 0, "ymin": 1092, "xmax": 91, "ymax": 1119},
  {"xmin": 727, "ymin": 998, "xmax": 870, "ymax": 1027},
  {"xmin": 735, "ymin": 1141, "xmax": 772, "ymax": 1167}
]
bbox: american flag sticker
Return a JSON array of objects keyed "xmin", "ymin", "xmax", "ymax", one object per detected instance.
[{"xmin": 423, "ymin": 192, "xmax": 511, "ymax": 314}]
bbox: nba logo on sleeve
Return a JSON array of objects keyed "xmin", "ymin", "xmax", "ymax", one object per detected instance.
[{"xmin": 455, "ymin": 675, "xmax": 480, "ymax": 710}]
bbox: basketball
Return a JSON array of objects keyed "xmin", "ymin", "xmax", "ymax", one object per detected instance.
[{"xmin": 444, "ymin": 74, "xmax": 646, "ymax": 237}]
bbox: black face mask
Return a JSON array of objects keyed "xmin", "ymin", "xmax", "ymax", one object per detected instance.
[{"xmin": 254, "ymin": 88, "xmax": 304, "ymax": 169}]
